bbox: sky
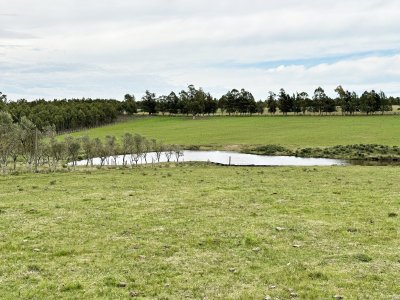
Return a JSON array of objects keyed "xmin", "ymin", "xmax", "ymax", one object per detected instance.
[{"xmin": 1, "ymin": 0, "xmax": 400, "ymax": 101}]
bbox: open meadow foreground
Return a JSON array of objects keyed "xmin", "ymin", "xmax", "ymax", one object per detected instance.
[{"xmin": 1, "ymin": 165, "xmax": 399, "ymax": 299}]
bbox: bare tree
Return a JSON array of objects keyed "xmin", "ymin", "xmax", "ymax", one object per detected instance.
[
  {"xmin": 19, "ymin": 117, "xmax": 39, "ymax": 171},
  {"xmin": 121, "ymin": 133, "xmax": 134, "ymax": 166},
  {"xmin": 132, "ymin": 134, "xmax": 144, "ymax": 166},
  {"xmin": 65, "ymin": 136, "xmax": 81, "ymax": 167},
  {"xmin": 105, "ymin": 135, "xmax": 118, "ymax": 165},
  {"xmin": 81, "ymin": 136, "xmax": 95, "ymax": 167},
  {"xmin": 49, "ymin": 138, "xmax": 65, "ymax": 171},
  {"xmin": 93, "ymin": 138, "xmax": 107, "ymax": 167},
  {"xmin": 173, "ymin": 144, "xmax": 184, "ymax": 163},
  {"xmin": 165, "ymin": 145, "xmax": 174, "ymax": 163},
  {"xmin": 142, "ymin": 137, "xmax": 152, "ymax": 164},
  {"xmin": 0, "ymin": 112, "xmax": 17, "ymax": 174},
  {"xmin": 152, "ymin": 139, "xmax": 164, "ymax": 163}
]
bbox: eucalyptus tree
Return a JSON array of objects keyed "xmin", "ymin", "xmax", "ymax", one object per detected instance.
[
  {"xmin": 322, "ymin": 96, "xmax": 336, "ymax": 114},
  {"xmin": 166, "ymin": 92, "xmax": 180, "ymax": 115},
  {"xmin": 278, "ymin": 89, "xmax": 292, "ymax": 115},
  {"xmin": 267, "ymin": 92, "xmax": 277, "ymax": 114},
  {"xmin": 335, "ymin": 86, "xmax": 351, "ymax": 115},
  {"xmin": 256, "ymin": 100, "xmax": 266, "ymax": 114},
  {"xmin": 141, "ymin": 90, "xmax": 158, "ymax": 115},
  {"xmin": 296, "ymin": 92, "xmax": 309, "ymax": 114},
  {"xmin": 179, "ymin": 90, "xmax": 190, "ymax": 115},
  {"xmin": 219, "ymin": 89, "xmax": 240, "ymax": 115},
  {"xmin": 218, "ymin": 95, "xmax": 228, "ymax": 115},
  {"xmin": 7, "ymin": 98, "xmax": 122, "ymax": 132},
  {"xmin": 238, "ymin": 89, "xmax": 257, "ymax": 115},
  {"xmin": 204, "ymin": 94, "xmax": 218, "ymax": 115},
  {"xmin": 180, "ymin": 85, "xmax": 206, "ymax": 118},
  {"xmin": 335, "ymin": 86, "xmax": 360, "ymax": 115},
  {"xmin": 360, "ymin": 90, "xmax": 379, "ymax": 115},
  {"xmin": 123, "ymin": 94, "xmax": 137, "ymax": 114},
  {"xmin": 157, "ymin": 95, "xmax": 168, "ymax": 115},
  {"xmin": 379, "ymin": 91, "xmax": 391, "ymax": 114},
  {"xmin": 348, "ymin": 92, "xmax": 360, "ymax": 114},
  {"xmin": 0, "ymin": 92, "xmax": 7, "ymax": 111},
  {"xmin": 292, "ymin": 93, "xmax": 302, "ymax": 115},
  {"xmin": 312, "ymin": 87, "xmax": 327, "ymax": 115}
]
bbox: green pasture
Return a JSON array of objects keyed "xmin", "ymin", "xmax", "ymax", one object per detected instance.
[
  {"xmin": 1, "ymin": 165, "xmax": 399, "ymax": 299},
  {"xmin": 66, "ymin": 115, "xmax": 400, "ymax": 149}
]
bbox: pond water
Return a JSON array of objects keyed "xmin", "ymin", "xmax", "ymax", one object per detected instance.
[{"xmin": 73, "ymin": 150, "xmax": 348, "ymax": 167}]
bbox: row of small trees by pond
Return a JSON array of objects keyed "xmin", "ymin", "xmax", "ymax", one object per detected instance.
[{"xmin": 0, "ymin": 111, "xmax": 181, "ymax": 175}]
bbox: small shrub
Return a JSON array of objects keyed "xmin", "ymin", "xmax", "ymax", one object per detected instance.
[
  {"xmin": 252, "ymin": 144, "xmax": 292, "ymax": 155},
  {"xmin": 354, "ymin": 253, "xmax": 372, "ymax": 262},
  {"xmin": 54, "ymin": 250, "xmax": 75, "ymax": 257},
  {"xmin": 308, "ymin": 271, "xmax": 328, "ymax": 280},
  {"xmin": 243, "ymin": 234, "xmax": 259, "ymax": 246},
  {"xmin": 60, "ymin": 282, "xmax": 83, "ymax": 292},
  {"xmin": 187, "ymin": 145, "xmax": 200, "ymax": 150},
  {"xmin": 27, "ymin": 265, "xmax": 41, "ymax": 272}
]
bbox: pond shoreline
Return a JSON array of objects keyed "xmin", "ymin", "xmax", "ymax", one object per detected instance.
[
  {"xmin": 186, "ymin": 144, "xmax": 400, "ymax": 162},
  {"xmin": 72, "ymin": 150, "xmax": 347, "ymax": 167}
]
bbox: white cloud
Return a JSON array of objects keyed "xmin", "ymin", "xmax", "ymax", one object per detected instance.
[{"xmin": 0, "ymin": 0, "xmax": 399, "ymax": 100}]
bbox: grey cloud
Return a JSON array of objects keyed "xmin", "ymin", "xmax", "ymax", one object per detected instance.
[
  {"xmin": 0, "ymin": 29, "xmax": 36, "ymax": 39},
  {"xmin": 1, "ymin": 0, "xmax": 400, "ymax": 99}
]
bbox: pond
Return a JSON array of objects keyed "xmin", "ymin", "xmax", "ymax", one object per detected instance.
[{"xmin": 73, "ymin": 150, "xmax": 348, "ymax": 167}]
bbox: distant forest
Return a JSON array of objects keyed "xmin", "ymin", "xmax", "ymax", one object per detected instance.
[{"xmin": 1, "ymin": 86, "xmax": 399, "ymax": 132}]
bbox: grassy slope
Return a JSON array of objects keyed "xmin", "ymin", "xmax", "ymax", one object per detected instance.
[
  {"xmin": 67, "ymin": 116, "xmax": 400, "ymax": 148},
  {"xmin": 1, "ymin": 165, "xmax": 399, "ymax": 299}
]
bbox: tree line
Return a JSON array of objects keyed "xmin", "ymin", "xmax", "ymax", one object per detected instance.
[
  {"xmin": 136, "ymin": 85, "xmax": 397, "ymax": 116},
  {"xmin": 0, "ymin": 111, "xmax": 182, "ymax": 175},
  {"xmin": 1, "ymin": 86, "xmax": 399, "ymax": 133},
  {"xmin": 0, "ymin": 94, "xmax": 126, "ymax": 132}
]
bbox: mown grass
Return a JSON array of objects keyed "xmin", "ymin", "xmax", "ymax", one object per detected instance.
[
  {"xmin": 1, "ymin": 164, "xmax": 399, "ymax": 299},
  {"xmin": 66, "ymin": 115, "xmax": 400, "ymax": 148}
]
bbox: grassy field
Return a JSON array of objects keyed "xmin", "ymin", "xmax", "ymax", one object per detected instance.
[
  {"xmin": 1, "ymin": 164, "xmax": 399, "ymax": 299},
  {"xmin": 67, "ymin": 115, "xmax": 400, "ymax": 149}
]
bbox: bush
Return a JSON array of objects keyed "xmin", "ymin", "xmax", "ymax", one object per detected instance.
[
  {"xmin": 252, "ymin": 144, "xmax": 292, "ymax": 155},
  {"xmin": 354, "ymin": 253, "xmax": 372, "ymax": 262}
]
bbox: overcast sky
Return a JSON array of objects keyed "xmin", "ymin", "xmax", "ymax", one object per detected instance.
[{"xmin": 1, "ymin": 0, "xmax": 399, "ymax": 100}]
